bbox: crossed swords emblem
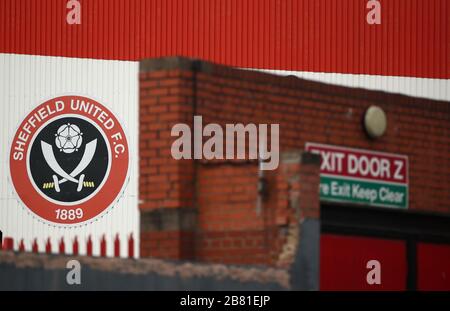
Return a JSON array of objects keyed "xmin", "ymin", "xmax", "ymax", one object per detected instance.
[{"xmin": 41, "ymin": 139, "xmax": 97, "ymax": 192}]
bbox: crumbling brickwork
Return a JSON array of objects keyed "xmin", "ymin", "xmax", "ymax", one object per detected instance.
[{"xmin": 139, "ymin": 57, "xmax": 450, "ymax": 266}]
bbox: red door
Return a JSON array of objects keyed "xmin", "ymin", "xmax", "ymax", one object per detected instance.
[
  {"xmin": 417, "ymin": 243, "xmax": 450, "ymax": 290},
  {"xmin": 320, "ymin": 234, "xmax": 407, "ymax": 290}
]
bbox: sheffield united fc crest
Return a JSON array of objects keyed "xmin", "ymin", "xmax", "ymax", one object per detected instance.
[{"xmin": 9, "ymin": 95, "xmax": 130, "ymax": 225}]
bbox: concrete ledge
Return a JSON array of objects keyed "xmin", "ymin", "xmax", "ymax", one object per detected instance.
[
  {"xmin": 281, "ymin": 151, "xmax": 321, "ymax": 166},
  {"xmin": 140, "ymin": 208, "xmax": 197, "ymax": 232},
  {"xmin": 140, "ymin": 57, "xmax": 215, "ymax": 74},
  {"xmin": 140, "ymin": 57, "xmax": 197, "ymax": 72},
  {"xmin": 0, "ymin": 251, "xmax": 289, "ymax": 290},
  {"xmin": 300, "ymin": 152, "xmax": 321, "ymax": 165}
]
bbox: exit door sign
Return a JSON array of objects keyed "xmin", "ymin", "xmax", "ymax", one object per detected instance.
[{"xmin": 305, "ymin": 143, "xmax": 408, "ymax": 209}]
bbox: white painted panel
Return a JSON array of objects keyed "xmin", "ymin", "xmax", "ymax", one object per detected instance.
[
  {"xmin": 258, "ymin": 70, "xmax": 450, "ymax": 102},
  {"xmin": 0, "ymin": 53, "xmax": 139, "ymax": 258}
]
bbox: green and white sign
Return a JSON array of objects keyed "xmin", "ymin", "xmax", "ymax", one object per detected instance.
[{"xmin": 306, "ymin": 143, "xmax": 408, "ymax": 209}]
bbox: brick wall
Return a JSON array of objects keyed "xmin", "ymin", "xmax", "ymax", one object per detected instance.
[
  {"xmin": 139, "ymin": 57, "xmax": 450, "ymax": 266},
  {"xmin": 139, "ymin": 66, "xmax": 197, "ymax": 259}
]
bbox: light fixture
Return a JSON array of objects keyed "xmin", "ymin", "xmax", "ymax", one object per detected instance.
[{"xmin": 364, "ymin": 105, "xmax": 387, "ymax": 139}]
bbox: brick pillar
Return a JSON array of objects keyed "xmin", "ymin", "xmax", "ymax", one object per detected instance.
[
  {"xmin": 297, "ymin": 152, "xmax": 321, "ymax": 220},
  {"xmin": 139, "ymin": 58, "xmax": 197, "ymax": 260},
  {"xmin": 280, "ymin": 151, "xmax": 321, "ymax": 290}
]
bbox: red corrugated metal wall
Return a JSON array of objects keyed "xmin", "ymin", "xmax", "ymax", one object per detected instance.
[{"xmin": 0, "ymin": 0, "xmax": 448, "ymax": 78}]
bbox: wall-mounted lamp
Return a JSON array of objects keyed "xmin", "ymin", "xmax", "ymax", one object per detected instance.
[{"xmin": 364, "ymin": 105, "xmax": 387, "ymax": 139}]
